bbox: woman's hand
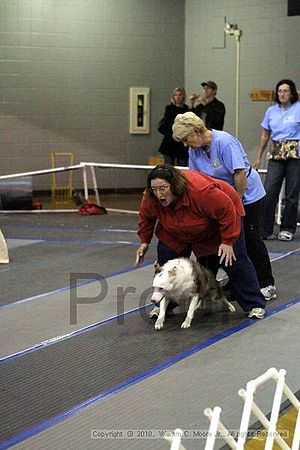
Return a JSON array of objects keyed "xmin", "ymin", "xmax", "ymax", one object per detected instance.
[
  {"xmin": 218, "ymin": 243, "xmax": 236, "ymax": 267},
  {"xmin": 135, "ymin": 243, "xmax": 149, "ymax": 266},
  {"xmin": 253, "ymin": 156, "xmax": 262, "ymax": 169},
  {"xmin": 254, "ymin": 129, "xmax": 271, "ymax": 169}
]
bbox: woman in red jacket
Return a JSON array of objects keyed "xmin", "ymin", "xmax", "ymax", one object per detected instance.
[{"xmin": 135, "ymin": 164, "xmax": 266, "ymax": 319}]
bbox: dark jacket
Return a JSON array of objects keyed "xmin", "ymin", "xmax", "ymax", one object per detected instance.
[
  {"xmin": 192, "ymin": 97, "xmax": 226, "ymax": 130},
  {"xmin": 158, "ymin": 103, "xmax": 189, "ymax": 158}
]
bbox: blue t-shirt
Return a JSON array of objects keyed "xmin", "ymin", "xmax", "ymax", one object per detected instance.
[
  {"xmin": 188, "ymin": 130, "xmax": 266, "ymax": 205},
  {"xmin": 261, "ymin": 101, "xmax": 300, "ymax": 143}
]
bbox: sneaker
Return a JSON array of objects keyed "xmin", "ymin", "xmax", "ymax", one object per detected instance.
[
  {"xmin": 278, "ymin": 231, "xmax": 293, "ymax": 241},
  {"xmin": 248, "ymin": 308, "xmax": 265, "ymax": 319},
  {"xmin": 260, "ymin": 285, "xmax": 277, "ymax": 301}
]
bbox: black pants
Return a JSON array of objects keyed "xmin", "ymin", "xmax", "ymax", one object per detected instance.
[
  {"xmin": 244, "ymin": 199, "xmax": 275, "ymax": 288},
  {"xmin": 262, "ymin": 159, "xmax": 300, "ymax": 235}
]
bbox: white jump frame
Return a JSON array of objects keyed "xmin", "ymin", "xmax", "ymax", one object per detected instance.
[
  {"xmin": 204, "ymin": 367, "xmax": 300, "ymax": 450},
  {"xmin": 0, "ymin": 164, "xmax": 295, "ymax": 225},
  {"xmin": 166, "ymin": 368, "xmax": 300, "ymax": 450}
]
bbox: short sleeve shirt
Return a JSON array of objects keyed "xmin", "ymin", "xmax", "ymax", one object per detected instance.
[{"xmin": 189, "ymin": 130, "xmax": 266, "ymax": 205}]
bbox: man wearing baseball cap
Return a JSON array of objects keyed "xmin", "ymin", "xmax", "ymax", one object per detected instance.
[{"xmin": 189, "ymin": 81, "xmax": 226, "ymax": 130}]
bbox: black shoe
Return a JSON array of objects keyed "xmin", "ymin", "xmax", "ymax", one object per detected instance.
[{"xmin": 262, "ymin": 233, "xmax": 276, "ymax": 240}]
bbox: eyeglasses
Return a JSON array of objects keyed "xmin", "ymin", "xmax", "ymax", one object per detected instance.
[{"xmin": 151, "ymin": 185, "xmax": 170, "ymax": 194}]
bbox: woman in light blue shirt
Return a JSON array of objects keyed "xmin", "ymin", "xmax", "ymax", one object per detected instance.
[
  {"xmin": 254, "ymin": 79, "xmax": 300, "ymax": 242},
  {"xmin": 172, "ymin": 112, "xmax": 276, "ymax": 301}
]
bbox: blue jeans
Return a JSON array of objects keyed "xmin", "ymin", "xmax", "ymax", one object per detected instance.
[
  {"xmin": 262, "ymin": 159, "xmax": 300, "ymax": 235},
  {"xmin": 157, "ymin": 226, "xmax": 266, "ymax": 313}
]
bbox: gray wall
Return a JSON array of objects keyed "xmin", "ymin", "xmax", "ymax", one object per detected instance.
[
  {"xmin": 0, "ymin": 0, "xmax": 185, "ymax": 189},
  {"xmin": 1, "ymin": 0, "xmax": 300, "ymax": 190},
  {"xmin": 185, "ymin": 0, "xmax": 300, "ymax": 166}
]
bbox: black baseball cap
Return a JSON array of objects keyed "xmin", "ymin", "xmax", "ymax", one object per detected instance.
[{"xmin": 201, "ymin": 81, "xmax": 217, "ymax": 90}]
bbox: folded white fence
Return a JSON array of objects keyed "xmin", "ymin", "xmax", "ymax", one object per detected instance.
[{"xmin": 166, "ymin": 367, "xmax": 300, "ymax": 450}]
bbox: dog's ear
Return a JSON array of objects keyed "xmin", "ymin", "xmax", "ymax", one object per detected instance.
[{"xmin": 154, "ymin": 262, "xmax": 162, "ymax": 274}]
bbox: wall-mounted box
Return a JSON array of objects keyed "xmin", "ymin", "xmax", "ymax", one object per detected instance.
[{"xmin": 129, "ymin": 87, "xmax": 150, "ymax": 134}]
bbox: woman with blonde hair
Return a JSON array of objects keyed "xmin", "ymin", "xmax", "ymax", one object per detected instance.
[
  {"xmin": 135, "ymin": 164, "xmax": 266, "ymax": 319},
  {"xmin": 157, "ymin": 87, "xmax": 189, "ymax": 166},
  {"xmin": 172, "ymin": 112, "xmax": 276, "ymax": 302}
]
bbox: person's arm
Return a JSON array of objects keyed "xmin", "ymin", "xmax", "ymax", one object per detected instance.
[
  {"xmin": 135, "ymin": 243, "xmax": 149, "ymax": 266},
  {"xmin": 233, "ymin": 168, "xmax": 247, "ymax": 199},
  {"xmin": 193, "ymin": 185, "xmax": 242, "ymax": 265},
  {"xmin": 253, "ymin": 128, "xmax": 271, "ymax": 169},
  {"xmin": 135, "ymin": 195, "xmax": 157, "ymax": 266},
  {"xmin": 207, "ymin": 102, "xmax": 226, "ymax": 130},
  {"xmin": 218, "ymin": 243, "xmax": 236, "ymax": 267},
  {"xmin": 158, "ymin": 105, "xmax": 170, "ymax": 135},
  {"xmin": 189, "ymin": 93, "xmax": 199, "ymax": 109}
]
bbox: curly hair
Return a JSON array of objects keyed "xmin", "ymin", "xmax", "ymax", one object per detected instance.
[{"xmin": 146, "ymin": 164, "xmax": 187, "ymax": 199}]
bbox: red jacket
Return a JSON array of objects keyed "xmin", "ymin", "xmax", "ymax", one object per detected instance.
[{"xmin": 138, "ymin": 170, "xmax": 245, "ymax": 257}]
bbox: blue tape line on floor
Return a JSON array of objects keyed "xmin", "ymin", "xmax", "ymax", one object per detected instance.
[
  {"xmin": 1, "ymin": 296, "xmax": 299, "ymax": 449},
  {"xmin": 0, "ymin": 260, "xmax": 155, "ymax": 313}
]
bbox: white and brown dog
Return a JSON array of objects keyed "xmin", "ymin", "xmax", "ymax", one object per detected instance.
[{"xmin": 151, "ymin": 258, "xmax": 235, "ymax": 330}]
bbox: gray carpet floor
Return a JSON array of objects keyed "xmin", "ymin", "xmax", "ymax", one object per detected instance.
[{"xmin": 0, "ymin": 212, "xmax": 299, "ymax": 449}]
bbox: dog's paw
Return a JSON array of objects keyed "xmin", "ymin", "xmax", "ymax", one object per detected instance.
[
  {"xmin": 149, "ymin": 306, "xmax": 160, "ymax": 318},
  {"xmin": 181, "ymin": 317, "xmax": 192, "ymax": 328},
  {"xmin": 155, "ymin": 317, "xmax": 165, "ymax": 330},
  {"xmin": 222, "ymin": 296, "xmax": 236, "ymax": 312}
]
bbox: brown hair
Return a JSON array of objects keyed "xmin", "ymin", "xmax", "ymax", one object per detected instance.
[
  {"xmin": 146, "ymin": 164, "xmax": 187, "ymax": 199},
  {"xmin": 274, "ymin": 79, "xmax": 299, "ymax": 104}
]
